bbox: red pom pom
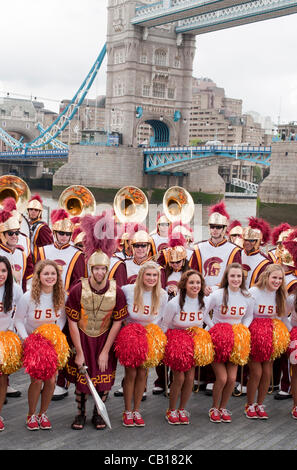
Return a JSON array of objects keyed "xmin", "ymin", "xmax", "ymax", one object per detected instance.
[
  {"xmin": 209, "ymin": 323, "xmax": 234, "ymax": 363},
  {"xmin": 288, "ymin": 326, "xmax": 297, "ymax": 364},
  {"xmin": 114, "ymin": 323, "xmax": 148, "ymax": 368},
  {"xmin": 249, "ymin": 318, "xmax": 273, "ymax": 362},
  {"xmin": 163, "ymin": 329, "xmax": 194, "ymax": 372},
  {"xmin": 22, "ymin": 333, "xmax": 58, "ymax": 380}
]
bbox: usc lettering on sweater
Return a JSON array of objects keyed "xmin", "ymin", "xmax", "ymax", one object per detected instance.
[
  {"xmin": 204, "ymin": 288, "xmax": 254, "ymax": 329},
  {"xmin": 162, "ymin": 294, "xmax": 204, "ymax": 332}
]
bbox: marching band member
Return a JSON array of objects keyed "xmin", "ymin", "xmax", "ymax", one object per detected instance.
[
  {"xmin": 26, "ymin": 194, "xmax": 53, "ymax": 264},
  {"xmin": 189, "ymin": 201, "xmax": 241, "ymax": 294},
  {"xmin": 204, "ymin": 263, "xmax": 254, "ymax": 423},
  {"xmin": 150, "ymin": 213, "xmax": 170, "ymax": 254},
  {"xmin": 268, "ymin": 223, "xmax": 291, "ymax": 263},
  {"xmin": 241, "ymin": 217, "xmax": 272, "ymax": 288},
  {"xmin": 227, "ymin": 220, "xmax": 243, "ymax": 248},
  {"xmin": 14, "ymin": 260, "xmax": 66, "ymax": 431},
  {"xmin": 0, "ymin": 206, "xmax": 33, "ymax": 292},
  {"xmin": 1, "ymin": 198, "xmax": 31, "ymax": 259},
  {"xmin": 37, "ymin": 209, "xmax": 86, "ymax": 293},
  {"xmin": 121, "ymin": 261, "xmax": 168, "ymax": 427},
  {"xmin": 0, "ymin": 256, "xmax": 23, "ymax": 431},
  {"xmin": 245, "ymin": 264, "xmax": 289, "ymax": 420},
  {"xmin": 162, "ymin": 269, "xmax": 205, "ymax": 425},
  {"xmin": 65, "ymin": 212, "xmax": 127, "ymax": 430}
]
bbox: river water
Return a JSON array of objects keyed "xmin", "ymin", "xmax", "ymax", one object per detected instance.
[{"xmin": 37, "ymin": 189, "xmax": 257, "ymax": 241}]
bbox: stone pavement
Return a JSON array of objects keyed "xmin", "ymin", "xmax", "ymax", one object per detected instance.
[{"xmin": 1, "ymin": 365, "xmax": 297, "ymax": 451}]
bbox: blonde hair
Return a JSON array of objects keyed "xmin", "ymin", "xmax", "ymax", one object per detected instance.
[
  {"xmin": 255, "ymin": 264, "xmax": 287, "ymax": 317},
  {"xmin": 133, "ymin": 261, "xmax": 163, "ymax": 315},
  {"xmin": 31, "ymin": 260, "xmax": 65, "ymax": 314}
]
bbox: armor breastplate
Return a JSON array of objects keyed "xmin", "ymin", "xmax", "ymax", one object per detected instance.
[{"xmin": 79, "ymin": 278, "xmax": 117, "ymax": 337}]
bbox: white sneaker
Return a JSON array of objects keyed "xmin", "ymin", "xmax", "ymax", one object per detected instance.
[
  {"xmin": 52, "ymin": 385, "xmax": 68, "ymax": 401},
  {"xmin": 6, "ymin": 386, "xmax": 21, "ymax": 397}
]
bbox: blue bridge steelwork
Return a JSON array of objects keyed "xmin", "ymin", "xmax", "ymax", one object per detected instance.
[
  {"xmin": 132, "ymin": 0, "xmax": 297, "ymax": 34},
  {"xmin": 143, "ymin": 145, "xmax": 271, "ymax": 174},
  {"xmin": 0, "ymin": 149, "xmax": 68, "ymax": 161}
]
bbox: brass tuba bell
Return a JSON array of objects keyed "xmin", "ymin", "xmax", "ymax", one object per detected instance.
[
  {"xmin": 113, "ymin": 186, "xmax": 148, "ymax": 224},
  {"xmin": 58, "ymin": 185, "xmax": 96, "ymax": 217},
  {"xmin": 0, "ymin": 175, "xmax": 31, "ymax": 214},
  {"xmin": 163, "ymin": 186, "xmax": 194, "ymax": 224}
]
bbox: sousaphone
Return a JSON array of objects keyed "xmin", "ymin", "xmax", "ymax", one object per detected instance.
[
  {"xmin": 58, "ymin": 185, "xmax": 96, "ymax": 217},
  {"xmin": 113, "ymin": 186, "xmax": 148, "ymax": 224},
  {"xmin": 163, "ymin": 186, "xmax": 194, "ymax": 224},
  {"xmin": 0, "ymin": 175, "xmax": 31, "ymax": 214}
]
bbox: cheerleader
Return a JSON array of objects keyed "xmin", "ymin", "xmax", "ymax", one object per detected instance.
[
  {"xmin": 162, "ymin": 269, "xmax": 205, "ymax": 425},
  {"xmin": 245, "ymin": 264, "xmax": 289, "ymax": 419},
  {"xmin": 204, "ymin": 263, "xmax": 254, "ymax": 423},
  {"xmin": 121, "ymin": 261, "xmax": 168, "ymax": 427},
  {"xmin": 0, "ymin": 256, "xmax": 23, "ymax": 431},
  {"xmin": 14, "ymin": 260, "xmax": 65, "ymax": 431}
]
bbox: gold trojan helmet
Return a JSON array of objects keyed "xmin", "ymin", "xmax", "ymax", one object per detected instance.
[
  {"xmin": 113, "ymin": 186, "xmax": 148, "ymax": 224},
  {"xmin": 275, "ymin": 229, "xmax": 294, "ymax": 265},
  {"xmin": 58, "ymin": 185, "xmax": 96, "ymax": 217},
  {"xmin": 0, "ymin": 175, "xmax": 31, "ymax": 214},
  {"xmin": 163, "ymin": 186, "xmax": 194, "ymax": 224}
]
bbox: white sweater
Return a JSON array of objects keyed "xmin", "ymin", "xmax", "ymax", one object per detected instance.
[
  {"xmin": 161, "ymin": 294, "xmax": 204, "ymax": 332},
  {"xmin": 0, "ymin": 282, "xmax": 23, "ymax": 332},
  {"xmin": 204, "ymin": 287, "xmax": 254, "ymax": 329},
  {"xmin": 122, "ymin": 284, "xmax": 168, "ymax": 328},
  {"xmin": 249, "ymin": 286, "xmax": 290, "ymax": 329},
  {"xmin": 14, "ymin": 290, "xmax": 66, "ymax": 340}
]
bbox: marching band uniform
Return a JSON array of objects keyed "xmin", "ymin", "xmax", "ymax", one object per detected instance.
[
  {"xmin": 241, "ymin": 217, "xmax": 272, "ymax": 288},
  {"xmin": 150, "ymin": 214, "xmax": 170, "ymax": 254},
  {"xmin": 0, "ymin": 207, "xmax": 33, "ymax": 292},
  {"xmin": 27, "ymin": 195, "xmax": 53, "ymax": 264},
  {"xmin": 189, "ymin": 202, "xmax": 241, "ymax": 288}
]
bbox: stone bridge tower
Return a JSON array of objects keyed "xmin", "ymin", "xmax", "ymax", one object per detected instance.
[{"xmin": 105, "ymin": 0, "xmax": 196, "ymax": 147}]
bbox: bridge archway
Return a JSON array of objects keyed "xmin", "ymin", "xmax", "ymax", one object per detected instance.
[{"xmin": 135, "ymin": 115, "xmax": 177, "ymax": 147}]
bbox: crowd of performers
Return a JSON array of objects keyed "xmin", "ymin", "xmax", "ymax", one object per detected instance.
[{"xmin": 1, "ymin": 190, "xmax": 297, "ymax": 433}]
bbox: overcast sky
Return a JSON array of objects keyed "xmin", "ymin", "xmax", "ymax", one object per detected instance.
[{"xmin": 1, "ymin": 0, "xmax": 296, "ymax": 125}]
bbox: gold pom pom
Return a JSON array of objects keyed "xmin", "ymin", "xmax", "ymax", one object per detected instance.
[
  {"xmin": 34, "ymin": 324, "xmax": 70, "ymax": 369},
  {"xmin": 271, "ymin": 319, "xmax": 290, "ymax": 361},
  {"xmin": 0, "ymin": 331, "xmax": 23, "ymax": 375},
  {"xmin": 143, "ymin": 324, "xmax": 167, "ymax": 369},
  {"xmin": 188, "ymin": 327, "xmax": 215, "ymax": 366},
  {"xmin": 230, "ymin": 324, "xmax": 251, "ymax": 366}
]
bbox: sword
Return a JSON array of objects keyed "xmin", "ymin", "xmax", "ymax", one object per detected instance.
[{"xmin": 79, "ymin": 365, "xmax": 112, "ymax": 429}]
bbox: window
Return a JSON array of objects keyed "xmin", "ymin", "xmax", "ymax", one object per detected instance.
[
  {"xmin": 168, "ymin": 88, "xmax": 175, "ymax": 99},
  {"xmin": 153, "ymin": 83, "xmax": 165, "ymax": 99},
  {"xmin": 154, "ymin": 49, "xmax": 167, "ymax": 66},
  {"xmin": 143, "ymin": 85, "xmax": 150, "ymax": 97}
]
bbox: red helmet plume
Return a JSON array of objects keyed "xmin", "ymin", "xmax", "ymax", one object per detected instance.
[{"xmin": 271, "ymin": 223, "xmax": 291, "ymax": 246}]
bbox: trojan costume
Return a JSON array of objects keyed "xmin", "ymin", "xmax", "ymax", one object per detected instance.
[{"xmin": 65, "ymin": 211, "xmax": 128, "ymax": 395}]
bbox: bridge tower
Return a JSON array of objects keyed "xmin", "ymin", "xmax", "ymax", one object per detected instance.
[{"xmin": 105, "ymin": 0, "xmax": 196, "ymax": 147}]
